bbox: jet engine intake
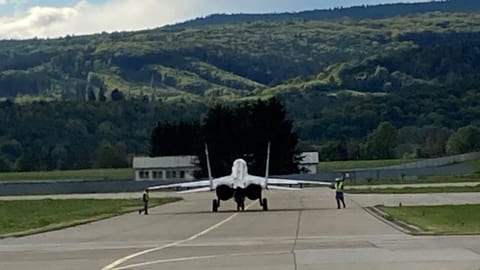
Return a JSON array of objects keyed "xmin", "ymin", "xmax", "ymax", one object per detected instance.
[
  {"xmin": 245, "ymin": 184, "xmax": 262, "ymax": 200},
  {"xmin": 216, "ymin": 185, "xmax": 234, "ymax": 201}
]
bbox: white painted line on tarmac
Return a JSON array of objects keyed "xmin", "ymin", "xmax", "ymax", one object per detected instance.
[
  {"xmin": 101, "ymin": 202, "xmax": 255, "ymax": 270},
  {"xmin": 114, "ymin": 251, "xmax": 289, "ymax": 270}
]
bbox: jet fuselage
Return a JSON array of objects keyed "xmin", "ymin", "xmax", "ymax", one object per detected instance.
[{"xmin": 216, "ymin": 159, "xmax": 263, "ymax": 203}]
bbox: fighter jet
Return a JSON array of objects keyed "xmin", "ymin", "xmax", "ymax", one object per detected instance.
[{"xmin": 148, "ymin": 143, "xmax": 331, "ymax": 212}]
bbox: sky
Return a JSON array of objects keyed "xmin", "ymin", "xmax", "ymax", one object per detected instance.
[{"xmin": 0, "ymin": 0, "xmax": 430, "ymax": 39}]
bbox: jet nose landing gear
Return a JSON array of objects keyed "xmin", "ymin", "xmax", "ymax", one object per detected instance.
[
  {"xmin": 234, "ymin": 188, "xmax": 246, "ymax": 212},
  {"xmin": 236, "ymin": 201, "xmax": 245, "ymax": 212}
]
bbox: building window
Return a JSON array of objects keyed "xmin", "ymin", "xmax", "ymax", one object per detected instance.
[
  {"xmin": 139, "ymin": 170, "xmax": 150, "ymax": 179},
  {"xmin": 172, "ymin": 171, "xmax": 177, "ymax": 179},
  {"xmin": 166, "ymin": 170, "xmax": 172, "ymax": 179},
  {"xmin": 180, "ymin": 171, "xmax": 185, "ymax": 179},
  {"xmin": 152, "ymin": 171, "xmax": 163, "ymax": 179}
]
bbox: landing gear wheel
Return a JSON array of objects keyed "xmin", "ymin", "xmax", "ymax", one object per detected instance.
[
  {"xmin": 212, "ymin": 199, "xmax": 219, "ymax": 212},
  {"xmin": 262, "ymin": 198, "xmax": 268, "ymax": 211}
]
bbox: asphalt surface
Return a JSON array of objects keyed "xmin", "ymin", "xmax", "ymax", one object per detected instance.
[{"xmin": 1, "ymin": 188, "xmax": 480, "ymax": 270}]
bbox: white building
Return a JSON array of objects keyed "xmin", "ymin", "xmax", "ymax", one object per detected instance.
[
  {"xmin": 133, "ymin": 156, "xmax": 199, "ymax": 181},
  {"xmin": 299, "ymin": 152, "xmax": 319, "ymax": 174}
]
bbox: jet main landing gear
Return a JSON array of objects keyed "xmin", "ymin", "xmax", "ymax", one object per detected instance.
[
  {"xmin": 259, "ymin": 196, "xmax": 268, "ymax": 211},
  {"xmin": 212, "ymin": 199, "xmax": 220, "ymax": 212},
  {"xmin": 259, "ymin": 197, "xmax": 269, "ymax": 211}
]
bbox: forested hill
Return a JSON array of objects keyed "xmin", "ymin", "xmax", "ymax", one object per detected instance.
[
  {"xmin": 2, "ymin": 0, "xmax": 480, "ymax": 102},
  {"xmin": 178, "ymin": 0, "xmax": 480, "ymax": 27},
  {"xmin": 3, "ymin": 10, "xmax": 480, "ymax": 101}
]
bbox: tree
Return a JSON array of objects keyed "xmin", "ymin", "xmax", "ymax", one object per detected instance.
[
  {"xmin": 446, "ymin": 125, "xmax": 480, "ymax": 155},
  {"xmin": 319, "ymin": 141, "xmax": 343, "ymax": 161},
  {"xmin": 200, "ymin": 98, "xmax": 299, "ymax": 177},
  {"xmin": 0, "ymin": 155, "xmax": 12, "ymax": 172},
  {"xmin": 362, "ymin": 121, "xmax": 397, "ymax": 159},
  {"xmin": 423, "ymin": 127, "xmax": 449, "ymax": 157},
  {"xmin": 92, "ymin": 142, "xmax": 128, "ymax": 168},
  {"xmin": 111, "ymin": 89, "xmax": 125, "ymax": 101},
  {"xmin": 150, "ymin": 121, "xmax": 202, "ymax": 157},
  {"xmin": 201, "ymin": 104, "xmax": 238, "ymax": 177}
]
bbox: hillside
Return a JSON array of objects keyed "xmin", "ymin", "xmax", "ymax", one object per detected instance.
[
  {"xmin": 177, "ymin": 0, "xmax": 480, "ymax": 27},
  {"xmin": 1, "ymin": 0, "xmax": 480, "ymax": 102}
]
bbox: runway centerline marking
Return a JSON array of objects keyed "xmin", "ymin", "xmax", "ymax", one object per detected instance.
[{"xmin": 100, "ymin": 202, "xmax": 256, "ymax": 270}]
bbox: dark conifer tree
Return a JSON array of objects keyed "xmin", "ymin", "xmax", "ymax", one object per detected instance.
[
  {"xmin": 149, "ymin": 121, "xmax": 201, "ymax": 157},
  {"xmin": 199, "ymin": 98, "xmax": 299, "ymax": 177}
]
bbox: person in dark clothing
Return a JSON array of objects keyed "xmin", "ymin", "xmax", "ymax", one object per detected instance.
[
  {"xmin": 335, "ymin": 177, "xmax": 346, "ymax": 209},
  {"xmin": 138, "ymin": 189, "xmax": 149, "ymax": 215}
]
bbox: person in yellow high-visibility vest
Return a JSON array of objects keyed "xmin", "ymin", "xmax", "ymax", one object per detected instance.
[{"xmin": 335, "ymin": 176, "xmax": 346, "ymax": 209}]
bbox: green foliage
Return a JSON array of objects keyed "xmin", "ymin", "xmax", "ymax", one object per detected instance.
[
  {"xmin": 202, "ymin": 98, "xmax": 299, "ymax": 176},
  {"xmin": 91, "ymin": 142, "xmax": 128, "ymax": 169},
  {"xmin": 150, "ymin": 121, "xmax": 202, "ymax": 156},
  {"xmin": 362, "ymin": 122, "xmax": 397, "ymax": 159},
  {"xmin": 150, "ymin": 98, "xmax": 299, "ymax": 176},
  {"xmin": 3, "ymin": 10, "xmax": 480, "ymax": 100},
  {"xmin": 446, "ymin": 125, "xmax": 480, "ymax": 154},
  {"xmin": 0, "ymin": 100, "xmax": 207, "ymax": 171},
  {"xmin": 0, "ymin": 156, "xmax": 12, "ymax": 172}
]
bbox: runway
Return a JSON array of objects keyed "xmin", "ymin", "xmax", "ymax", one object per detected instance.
[{"xmin": 0, "ymin": 188, "xmax": 479, "ymax": 270}]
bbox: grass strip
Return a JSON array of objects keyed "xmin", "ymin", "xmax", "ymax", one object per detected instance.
[
  {"xmin": 380, "ymin": 204, "xmax": 480, "ymax": 234},
  {"xmin": 347, "ymin": 184, "xmax": 480, "ymax": 194},
  {"xmin": 0, "ymin": 197, "xmax": 180, "ymax": 238},
  {"xmin": 347, "ymin": 174, "xmax": 480, "ymax": 186},
  {"xmin": 317, "ymin": 159, "xmax": 417, "ymax": 171},
  {"xmin": 0, "ymin": 168, "xmax": 134, "ymax": 182}
]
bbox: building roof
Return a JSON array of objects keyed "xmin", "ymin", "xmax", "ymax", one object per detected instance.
[
  {"xmin": 300, "ymin": 152, "xmax": 319, "ymax": 164},
  {"xmin": 133, "ymin": 156, "xmax": 198, "ymax": 169}
]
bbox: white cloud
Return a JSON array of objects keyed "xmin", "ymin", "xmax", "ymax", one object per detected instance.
[{"xmin": 0, "ymin": 0, "xmax": 8, "ymax": 5}]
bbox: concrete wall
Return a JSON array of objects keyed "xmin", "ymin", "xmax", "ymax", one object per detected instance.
[
  {"xmin": 0, "ymin": 180, "xmax": 180, "ymax": 196},
  {"xmin": 381, "ymin": 152, "xmax": 480, "ymax": 170},
  {"xmin": 1, "ymin": 153, "xmax": 477, "ymax": 196}
]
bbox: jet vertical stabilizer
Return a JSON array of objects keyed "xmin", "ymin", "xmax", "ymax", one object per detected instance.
[{"xmin": 205, "ymin": 143, "xmax": 213, "ymax": 191}]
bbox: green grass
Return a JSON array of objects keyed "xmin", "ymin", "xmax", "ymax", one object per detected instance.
[
  {"xmin": 318, "ymin": 159, "xmax": 416, "ymax": 171},
  {"xmin": 347, "ymin": 184, "xmax": 480, "ymax": 194},
  {"xmin": 467, "ymin": 158, "xmax": 480, "ymax": 173},
  {"xmin": 0, "ymin": 168, "xmax": 134, "ymax": 182},
  {"xmin": 347, "ymin": 173, "xmax": 480, "ymax": 186},
  {"xmin": 380, "ymin": 204, "xmax": 480, "ymax": 234},
  {"xmin": 0, "ymin": 197, "xmax": 180, "ymax": 238}
]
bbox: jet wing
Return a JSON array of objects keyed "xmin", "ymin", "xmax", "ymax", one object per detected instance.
[
  {"xmin": 267, "ymin": 185, "xmax": 301, "ymax": 191},
  {"xmin": 147, "ymin": 176, "xmax": 233, "ymax": 192},
  {"xmin": 245, "ymin": 175, "xmax": 332, "ymax": 188},
  {"xmin": 178, "ymin": 187, "xmax": 212, "ymax": 194},
  {"xmin": 147, "ymin": 180, "xmax": 211, "ymax": 191},
  {"xmin": 267, "ymin": 178, "xmax": 332, "ymax": 186}
]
